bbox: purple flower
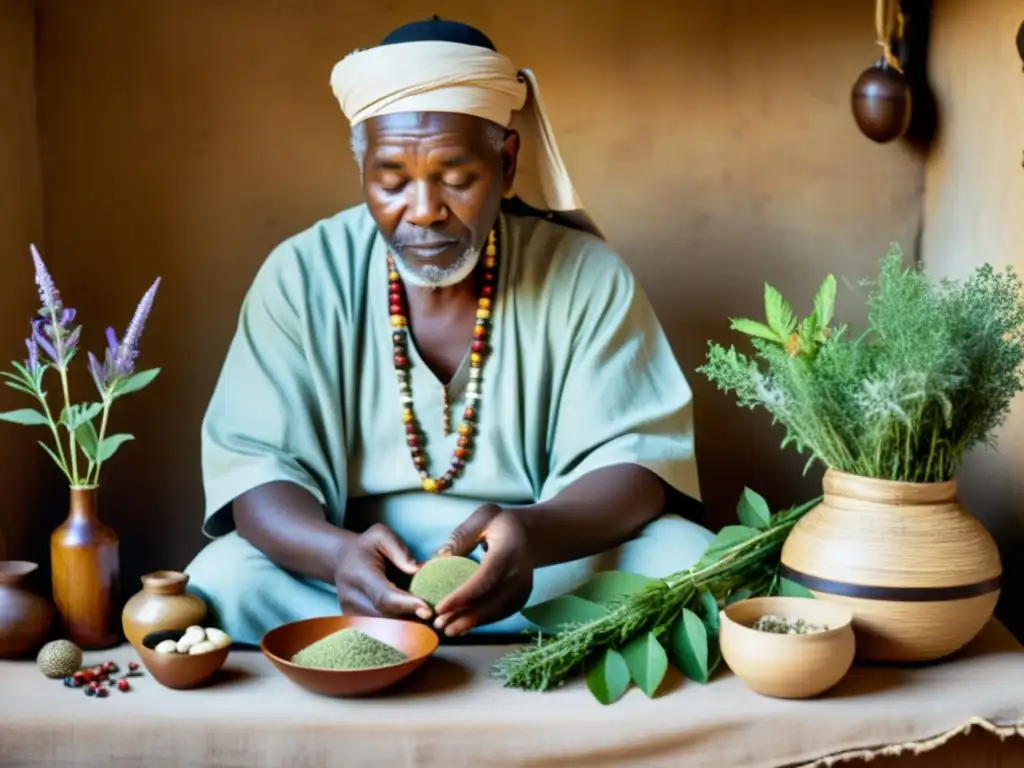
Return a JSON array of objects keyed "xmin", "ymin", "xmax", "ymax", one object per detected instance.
[
  {"xmin": 24, "ymin": 337, "xmax": 39, "ymax": 375},
  {"xmin": 116, "ymin": 278, "xmax": 160, "ymax": 374},
  {"xmin": 30, "ymin": 244, "xmax": 62, "ymax": 313},
  {"xmin": 88, "ymin": 278, "xmax": 161, "ymax": 395},
  {"xmin": 27, "ymin": 245, "xmax": 79, "ymax": 367},
  {"xmin": 32, "ymin": 317, "xmax": 59, "ymax": 363}
]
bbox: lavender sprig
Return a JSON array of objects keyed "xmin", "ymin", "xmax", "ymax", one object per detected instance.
[
  {"xmin": 86, "ymin": 278, "xmax": 162, "ymax": 486},
  {"xmin": 31, "ymin": 243, "xmax": 61, "ymax": 312},
  {"xmin": 88, "ymin": 278, "xmax": 161, "ymax": 400},
  {"xmin": 0, "ymin": 245, "xmax": 162, "ymax": 488},
  {"xmin": 30, "ymin": 245, "xmax": 84, "ymax": 481}
]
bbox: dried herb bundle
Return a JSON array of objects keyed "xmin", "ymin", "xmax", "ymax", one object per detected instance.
[
  {"xmin": 491, "ymin": 491, "xmax": 819, "ymax": 703},
  {"xmin": 697, "ymin": 244, "xmax": 1024, "ymax": 482}
]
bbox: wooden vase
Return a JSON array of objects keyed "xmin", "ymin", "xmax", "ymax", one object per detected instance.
[
  {"xmin": 50, "ymin": 487, "xmax": 121, "ymax": 649},
  {"xmin": 0, "ymin": 561, "xmax": 54, "ymax": 657},
  {"xmin": 122, "ymin": 570, "xmax": 207, "ymax": 648},
  {"xmin": 779, "ymin": 469, "xmax": 1002, "ymax": 662}
]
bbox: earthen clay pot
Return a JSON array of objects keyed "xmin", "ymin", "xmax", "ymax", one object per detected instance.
[
  {"xmin": 851, "ymin": 58, "xmax": 912, "ymax": 143},
  {"xmin": 0, "ymin": 561, "xmax": 54, "ymax": 658},
  {"xmin": 122, "ymin": 570, "xmax": 207, "ymax": 648},
  {"xmin": 780, "ymin": 469, "xmax": 1001, "ymax": 662}
]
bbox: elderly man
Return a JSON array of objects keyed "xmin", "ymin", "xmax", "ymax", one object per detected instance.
[{"xmin": 184, "ymin": 17, "xmax": 714, "ymax": 645}]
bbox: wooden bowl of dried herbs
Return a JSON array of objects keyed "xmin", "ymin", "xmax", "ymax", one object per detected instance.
[
  {"xmin": 260, "ymin": 615, "xmax": 438, "ymax": 697},
  {"xmin": 719, "ymin": 596, "xmax": 855, "ymax": 699}
]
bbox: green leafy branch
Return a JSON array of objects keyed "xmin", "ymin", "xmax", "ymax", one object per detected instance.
[
  {"xmin": 491, "ymin": 489, "xmax": 819, "ymax": 704},
  {"xmin": 728, "ymin": 273, "xmax": 838, "ymax": 363},
  {"xmin": 0, "ymin": 361, "xmax": 159, "ymax": 487}
]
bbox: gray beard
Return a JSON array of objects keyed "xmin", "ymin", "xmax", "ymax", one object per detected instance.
[{"xmin": 393, "ymin": 245, "xmax": 481, "ymax": 289}]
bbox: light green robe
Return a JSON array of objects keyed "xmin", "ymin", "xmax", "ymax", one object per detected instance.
[{"xmin": 184, "ymin": 204, "xmax": 713, "ymax": 644}]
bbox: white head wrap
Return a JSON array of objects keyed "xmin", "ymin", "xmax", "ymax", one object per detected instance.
[{"xmin": 329, "ymin": 40, "xmax": 598, "ymax": 236}]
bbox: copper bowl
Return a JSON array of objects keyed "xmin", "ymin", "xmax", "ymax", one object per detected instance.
[
  {"xmin": 135, "ymin": 628, "xmax": 230, "ymax": 690},
  {"xmin": 260, "ymin": 615, "xmax": 439, "ymax": 697}
]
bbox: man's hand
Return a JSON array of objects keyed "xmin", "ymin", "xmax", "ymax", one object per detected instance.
[
  {"xmin": 333, "ymin": 523, "xmax": 433, "ymax": 621},
  {"xmin": 432, "ymin": 504, "xmax": 535, "ymax": 637}
]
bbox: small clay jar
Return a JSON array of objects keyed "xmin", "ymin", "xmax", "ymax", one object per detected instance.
[
  {"xmin": 0, "ymin": 561, "xmax": 54, "ymax": 658},
  {"xmin": 121, "ymin": 570, "xmax": 207, "ymax": 648}
]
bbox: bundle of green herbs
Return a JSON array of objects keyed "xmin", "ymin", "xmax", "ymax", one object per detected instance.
[
  {"xmin": 491, "ymin": 490, "xmax": 819, "ymax": 703},
  {"xmin": 697, "ymin": 244, "xmax": 1024, "ymax": 483}
]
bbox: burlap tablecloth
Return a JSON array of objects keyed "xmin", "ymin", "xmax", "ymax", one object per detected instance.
[{"xmin": 2, "ymin": 620, "xmax": 1022, "ymax": 767}]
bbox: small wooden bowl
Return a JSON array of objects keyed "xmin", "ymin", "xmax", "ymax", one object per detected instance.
[
  {"xmin": 135, "ymin": 629, "xmax": 230, "ymax": 690},
  {"xmin": 719, "ymin": 596, "xmax": 855, "ymax": 699},
  {"xmin": 260, "ymin": 615, "xmax": 439, "ymax": 697}
]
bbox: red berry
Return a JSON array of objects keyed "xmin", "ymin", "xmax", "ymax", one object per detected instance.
[
  {"xmin": 128, "ymin": 662, "xmax": 138, "ymax": 671},
  {"xmin": 96, "ymin": 687, "xmax": 108, "ymax": 698},
  {"xmin": 117, "ymin": 679, "xmax": 129, "ymax": 692}
]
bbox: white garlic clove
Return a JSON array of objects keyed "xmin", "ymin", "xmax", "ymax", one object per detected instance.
[
  {"xmin": 155, "ymin": 639, "xmax": 178, "ymax": 654},
  {"xmin": 176, "ymin": 626, "xmax": 206, "ymax": 652},
  {"xmin": 204, "ymin": 627, "xmax": 231, "ymax": 650},
  {"xmin": 188, "ymin": 640, "xmax": 217, "ymax": 655}
]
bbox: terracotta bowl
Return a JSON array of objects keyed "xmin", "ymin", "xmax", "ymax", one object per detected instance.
[
  {"xmin": 134, "ymin": 629, "xmax": 230, "ymax": 690},
  {"xmin": 260, "ymin": 615, "xmax": 439, "ymax": 697},
  {"xmin": 719, "ymin": 596, "xmax": 856, "ymax": 699}
]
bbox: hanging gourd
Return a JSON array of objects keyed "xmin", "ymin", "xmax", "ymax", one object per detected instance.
[{"xmin": 851, "ymin": 0, "xmax": 912, "ymax": 143}]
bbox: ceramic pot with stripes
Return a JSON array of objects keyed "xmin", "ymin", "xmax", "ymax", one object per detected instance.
[{"xmin": 779, "ymin": 469, "xmax": 1002, "ymax": 662}]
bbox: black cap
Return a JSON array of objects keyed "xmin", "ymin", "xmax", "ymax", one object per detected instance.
[{"xmin": 380, "ymin": 15, "xmax": 497, "ymax": 51}]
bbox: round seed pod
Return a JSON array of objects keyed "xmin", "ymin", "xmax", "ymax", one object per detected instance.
[
  {"xmin": 36, "ymin": 639, "xmax": 83, "ymax": 679},
  {"xmin": 851, "ymin": 58, "xmax": 912, "ymax": 143}
]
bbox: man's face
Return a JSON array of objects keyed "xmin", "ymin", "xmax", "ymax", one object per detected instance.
[{"xmin": 359, "ymin": 111, "xmax": 518, "ymax": 287}]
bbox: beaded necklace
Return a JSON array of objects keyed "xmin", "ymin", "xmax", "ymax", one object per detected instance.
[{"xmin": 388, "ymin": 227, "xmax": 498, "ymax": 493}]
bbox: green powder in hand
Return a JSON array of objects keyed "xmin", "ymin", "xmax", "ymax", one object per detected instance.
[
  {"xmin": 409, "ymin": 555, "xmax": 480, "ymax": 608},
  {"xmin": 289, "ymin": 628, "xmax": 408, "ymax": 670}
]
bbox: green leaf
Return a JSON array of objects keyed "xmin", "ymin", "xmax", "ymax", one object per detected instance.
[
  {"xmin": 725, "ymin": 588, "xmax": 753, "ymax": 605},
  {"xmin": 74, "ymin": 420, "xmax": 99, "ymax": 463},
  {"xmin": 671, "ymin": 607, "xmax": 710, "ymax": 683},
  {"xmin": 522, "ymin": 595, "xmax": 609, "ymax": 635},
  {"xmin": 813, "ymin": 274, "xmax": 837, "ymax": 330},
  {"xmin": 698, "ymin": 589, "xmax": 720, "ymax": 637},
  {"xmin": 9, "ymin": 361, "xmax": 30, "ymax": 380},
  {"xmin": 697, "ymin": 591, "xmax": 723, "ymax": 680},
  {"xmin": 1, "ymin": 369, "xmax": 33, "ymax": 387},
  {"xmin": 620, "ymin": 632, "xmax": 669, "ymax": 698},
  {"xmin": 698, "ymin": 525, "xmax": 762, "ymax": 566},
  {"xmin": 113, "ymin": 368, "xmax": 160, "ymax": 397},
  {"xmin": 98, "ymin": 433, "xmax": 134, "ymax": 462},
  {"xmin": 736, "ymin": 487, "xmax": 772, "ymax": 530},
  {"xmin": 4, "ymin": 380, "xmax": 37, "ymax": 397},
  {"xmin": 763, "ymin": 283, "xmax": 797, "ymax": 340},
  {"xmin": 60, "ymin": 402, "xmax": 102, "ymax": 431},
  {"xmin": 707, "ymin": 637, "xmax": 723, "ymax": 678},
  {"xmin": 36, "ymin": 440, "xmax": 66, "ymax": 473},
  {"xmin": 777, "ymin": 577, "xmax": 816, "ymax": 599},
  {"xmin": 798, "ymin": 309, "xmax": 819, "ymax": 353},
  {"xmin": 0, "ymin": 408, "xmax": 50, "ymax": 426},
  {"xmin": 570, "ymin": 571, "xmax": 660, "ymax": 607},
  {"xmin": 728, "ymin": 318, "xmax": 781, "ymax": 343},
  {"xmin": 585, "ymin": 647, "xmax": 631, "ymax": 705}
]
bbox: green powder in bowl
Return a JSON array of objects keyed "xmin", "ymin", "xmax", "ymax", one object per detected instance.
[{"xmin": 289, "ymin": 628, "xmax": 408, "ymax": 670}]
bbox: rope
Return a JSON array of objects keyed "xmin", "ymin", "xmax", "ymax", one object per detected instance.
[{"xmin": 875, "ymin": 0, "xmax": 905, "ymax": 71}]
